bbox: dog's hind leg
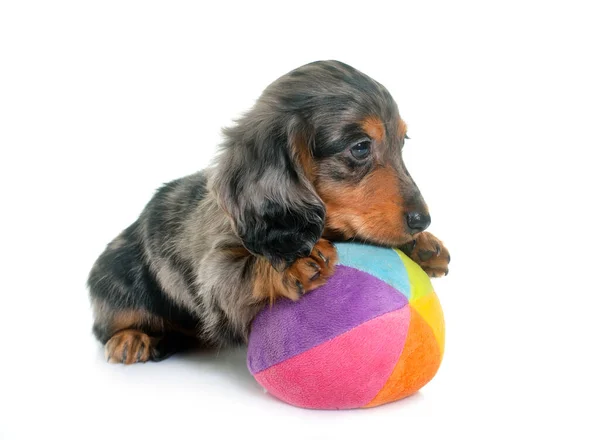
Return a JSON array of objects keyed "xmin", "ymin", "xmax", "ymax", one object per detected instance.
[{"xmin": 88, "ymin": 223, "xmax": 201, "ymax": 364}]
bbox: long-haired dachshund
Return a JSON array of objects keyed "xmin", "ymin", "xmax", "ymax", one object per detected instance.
[{"xmin": 88, "ymin": 60, "xmax": 450, "ymax": 364}]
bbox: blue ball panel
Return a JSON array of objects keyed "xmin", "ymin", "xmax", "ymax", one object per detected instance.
[{"xmin": 335, "ymin": 242, "xmax": 410, "ymax": 298}]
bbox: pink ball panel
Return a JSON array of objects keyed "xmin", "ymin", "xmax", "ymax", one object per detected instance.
[{"xmin": 253, "ymin": 306, "xmax": 410, "ymax": 409}]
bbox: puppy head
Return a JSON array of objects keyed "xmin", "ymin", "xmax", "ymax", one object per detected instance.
[{"xmin": 214, "ymin": 60, "xmax": 428, "ymax": 269}]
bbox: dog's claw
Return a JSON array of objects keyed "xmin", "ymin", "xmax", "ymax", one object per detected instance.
[
  {"xmin": 120, "ymin": 341, "xmax": 129, "ymax": 364},
  {"xmin": 136, "ymin": 344, "xmax": 146, "ymax": 362},
  {"xmin": 317, "ymin": 250, "xmax": 329, "ymax": 265},
  {"xmin": 307, "ymin": 261, "xmax": 321, "ymax": 281}
]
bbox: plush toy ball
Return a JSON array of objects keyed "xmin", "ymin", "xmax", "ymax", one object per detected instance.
[{"xmin": 247, "ymin": 242, "xmax": 445, "ymax": 410}]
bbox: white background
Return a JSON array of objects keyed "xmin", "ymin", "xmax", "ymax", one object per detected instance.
[{"xmin": 1, "ymin": 1, "xmax": 599, "ymax": 439}]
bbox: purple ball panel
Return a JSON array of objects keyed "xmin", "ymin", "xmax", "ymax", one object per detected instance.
[{"xmin": 247, "ymin": 265, "xmax": 408, "ymax": 374}]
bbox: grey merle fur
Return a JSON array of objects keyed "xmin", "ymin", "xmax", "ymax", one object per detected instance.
[{"xmin": 88, "ymin": 60, "xmax": 415, "ymax": 356}]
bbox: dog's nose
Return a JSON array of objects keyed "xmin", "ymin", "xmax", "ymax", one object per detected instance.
[{"xmin": 406, "ymin": 212, "xmax": 431, "ymax": 233}]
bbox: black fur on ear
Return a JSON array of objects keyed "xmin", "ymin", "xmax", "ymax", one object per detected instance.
[{"xmin": 212, "ymin": 111, "xmax": 325, "ymax": 271}]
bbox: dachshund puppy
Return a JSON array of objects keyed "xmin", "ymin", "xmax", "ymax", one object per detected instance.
[{"xmin": 88, "ymin": 60, "xmax": 450, "ymax": 364}]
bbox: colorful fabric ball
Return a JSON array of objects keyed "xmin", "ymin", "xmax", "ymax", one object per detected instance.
[{"xmin": 247, "ymin": 242, "xmax": 445, "ymax": 410}]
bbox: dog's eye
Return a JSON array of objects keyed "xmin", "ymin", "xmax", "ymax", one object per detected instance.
[{"xmin": 350, "ymin": 141, "xmax": 371, "ymax": 160}]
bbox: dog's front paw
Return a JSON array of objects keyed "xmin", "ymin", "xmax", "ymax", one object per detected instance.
[
  {"xmin": 401, "ymin": 232, "xmax": 450, "ymax": 278},
  {"xmin": 253, "ymin": 239, "xmax": 338, "ymax": 302},
  {"xmin": 284, "ymin": 239, "xmax": 338, "ymax": 297}
]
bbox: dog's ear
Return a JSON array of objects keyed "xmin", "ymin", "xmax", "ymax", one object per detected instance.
[{"xmin": 213, "ymin": 116, "xmax": 325, "ymax": 271}]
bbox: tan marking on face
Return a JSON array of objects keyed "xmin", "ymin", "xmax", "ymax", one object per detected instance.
[
  {"xmin": 292, "ymin": 135, "xmax": 316, "ymax": 183},
  {"xmin": 361, "ymin": 116, "xmax": 385, "ymax": 142},
  {"xmin": 317, "ymin": 166, "xmax": 410, "ymax": 245}
]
